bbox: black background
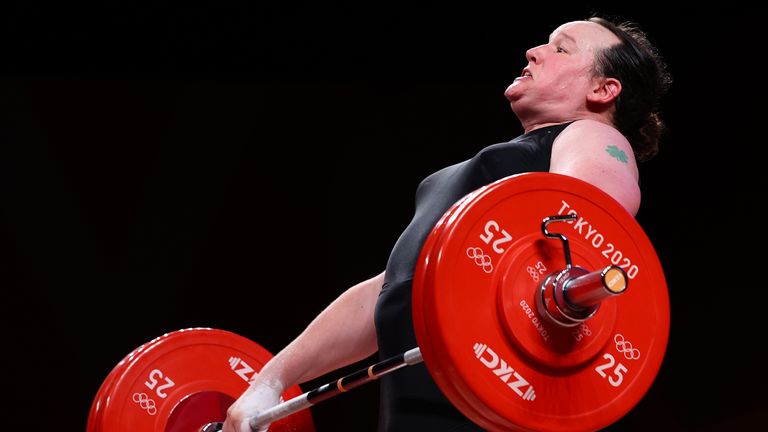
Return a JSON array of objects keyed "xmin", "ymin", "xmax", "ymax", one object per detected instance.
[{"xmin": 2, "ymin": 3, "xmax": 765, "ymax": 431}]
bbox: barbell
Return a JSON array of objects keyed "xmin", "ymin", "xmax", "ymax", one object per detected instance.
[{"xmin": 87, "ymin": 172, "xmax": 670, "ymax": 432}]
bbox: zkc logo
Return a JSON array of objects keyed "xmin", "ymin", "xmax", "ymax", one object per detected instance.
[{"xmin": 473, "ymin": 343, "xmax": 536, "ymax": 401}]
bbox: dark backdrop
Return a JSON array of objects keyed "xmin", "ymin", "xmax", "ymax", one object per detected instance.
[{"xmin": 2, "ymin": 3, "xmax": 764, "ymax": 431}]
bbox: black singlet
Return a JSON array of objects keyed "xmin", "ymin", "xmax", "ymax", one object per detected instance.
[{"xmin": 373, "ymin": 122, "xmax": 573, "ymax": 431}]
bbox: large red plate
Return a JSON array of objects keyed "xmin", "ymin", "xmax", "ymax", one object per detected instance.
[{"xmin": 413, "ymin": 172, "xmax": 670, "ymax": 431}]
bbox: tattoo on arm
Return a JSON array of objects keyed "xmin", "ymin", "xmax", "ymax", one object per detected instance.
[{"xmin": 606, "ymin": 145, "xmax": 629, "ymax": 164}]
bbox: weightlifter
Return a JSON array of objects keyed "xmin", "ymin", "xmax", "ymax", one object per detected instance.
[{"xmin": 224, "ymin": 16, "xmax": 671, "ymax": 432}]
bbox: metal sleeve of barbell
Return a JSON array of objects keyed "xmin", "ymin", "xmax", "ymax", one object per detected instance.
[{"xmin": 249, "ymin": 347, "xmax": 423, "ymax": 430}]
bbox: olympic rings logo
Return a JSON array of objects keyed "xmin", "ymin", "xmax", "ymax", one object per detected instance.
[
  {"xmin": 579, "ymin": 323, "xmax": 592, "ymax": 336},
  {"xmin": 526, "ymin": 266, "xmax": 540, "ymax": 282},
  {"xmin": 466, "ymin": 247, "xmax": 493, "ymax": 273},
  {"xmin": 132, "ymin": 392, "xmax": 157, "ymax": 415},
  {"xmin": 614, "ymin": 334, "xmax": 641, "ymax": 360}
]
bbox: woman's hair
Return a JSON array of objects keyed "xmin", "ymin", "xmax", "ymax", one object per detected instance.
[{"xmin": 588, "ymin": 17, "xmax": 672, "ymax": 161}]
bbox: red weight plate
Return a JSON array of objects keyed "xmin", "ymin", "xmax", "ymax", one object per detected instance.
[
  {"xmin": 413, "ymin": 172, "xmax": 670, "ymax": 432},
  {"xmin": 99, "ymin": 328, "xmax": 315, "ymax": 432}
]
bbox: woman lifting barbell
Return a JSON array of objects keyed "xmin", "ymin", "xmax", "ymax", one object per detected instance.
[{"xmin": 223, "ymin": 16, "xmax": 671, "ymax": 432}]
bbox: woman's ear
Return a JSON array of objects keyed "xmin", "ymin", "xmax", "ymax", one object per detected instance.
[{"xmin": 588, "ymin": 77, "xmax": 622, "ymax": 104}]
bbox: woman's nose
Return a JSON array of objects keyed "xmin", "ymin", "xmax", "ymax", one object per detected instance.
[{"xmin": 526, "ymin": 44, "xmax": 546, "ymax": 64}]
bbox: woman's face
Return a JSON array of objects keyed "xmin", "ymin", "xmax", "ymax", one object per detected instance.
[{"xmin": 505, "ymin": 21, "xmax": 621, "ymax": 119}]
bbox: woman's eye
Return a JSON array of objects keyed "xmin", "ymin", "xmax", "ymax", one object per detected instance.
[{"xmin": 556, "ymin": 46, "xmax": 567, "ymax": 53}]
